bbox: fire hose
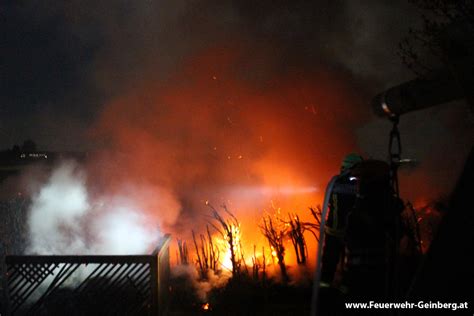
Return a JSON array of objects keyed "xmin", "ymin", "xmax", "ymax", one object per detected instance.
[{"xmin": 310, "ymin": 174, "xmax": 340, "ymax": 316}]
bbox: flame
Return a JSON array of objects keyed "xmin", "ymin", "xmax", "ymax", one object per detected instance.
[
  {"xmin": 270, "ymin": 246, "xmax": 277, "ymax": 259},
  {"xmin": 202, "ymin": 303, "xmax": 210, "ymax": 310},
  {"xmin": 92, "ymin": 43, "xmax": 364, "ymax": 270},
  {"xmin": 214, "ymin": 222, "xmax": 243, "ymax": 270},
  {"xmin": 202, "ymin": 199, "xmax": 319, "ymax": 273}
]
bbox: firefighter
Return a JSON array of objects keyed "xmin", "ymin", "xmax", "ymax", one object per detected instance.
[
  {"xmin": 320, "ymin": 153, "xmax": 363, "ymax": 289},
  {"xmin": 344, "ymin": 159, "xmax": 404, "ymax": 300}
]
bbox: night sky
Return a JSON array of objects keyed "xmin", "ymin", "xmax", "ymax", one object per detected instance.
[{"xmin": 1, "ymin": 0, "xmax": 472, "ymax": 200}]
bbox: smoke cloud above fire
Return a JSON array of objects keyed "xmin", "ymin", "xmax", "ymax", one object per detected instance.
[
  {"xmin": 2, "ymin": 0, "xmax": 471, "ymax": 210},
  {"xmin": 1, "ymin": 0, "xmax": 418, "ymax": 149},
  {"xmin": 88, "ymin": 42, "xmax": 368, "ymax": 239},
  {"xmin": 13, "ymin": 1, "xmax": 373, "ymax": 258}
]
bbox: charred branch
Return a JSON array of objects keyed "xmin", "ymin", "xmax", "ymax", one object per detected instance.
[
  {"xmin": 260, "ymin": 216, "xmax": 288, "ymax": 283},
  {"xmin": 192, "ymin": 227, "xmax": 220, "ymax": 279},
  {"xmin": 177, "ymin": 239, "xmax": 189, "ymax": 265},
  {"xmin": 208, "ymin": 203, "xmax": 244, "ymax": 278},
  {"xmin": 287, "ymin": 214, "xmax": 307, "ymax": 265},
  {"xmin": 251, "ymin": 245, "xmax": 267, "ymax": 282}
]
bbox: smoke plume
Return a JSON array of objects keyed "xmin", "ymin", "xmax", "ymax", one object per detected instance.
[
  {"xmin": 26, "ymin": 161, "xmax": 163, "ymax": 255},
  {"xmin": 87, "ymin": 41, "xmax": 368, "ymax": 244}
]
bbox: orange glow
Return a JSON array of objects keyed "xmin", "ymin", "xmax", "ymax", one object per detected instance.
[{"xmin": 89, "ymin": 41, "xmax": 367, "ymax": 270}]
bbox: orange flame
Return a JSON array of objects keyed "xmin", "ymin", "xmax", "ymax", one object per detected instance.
[{"xmin": 91, "ymin": 42, "xmax": 365, "ymax": 270}]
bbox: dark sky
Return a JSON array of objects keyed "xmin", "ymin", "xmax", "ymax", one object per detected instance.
[
  {"xmin": 1, "ymin": 0, "xmax": 416, "ymax": 147},
  {"xmin": 1, "ymin": 0, "xmax": 472, "ymax": 200}
]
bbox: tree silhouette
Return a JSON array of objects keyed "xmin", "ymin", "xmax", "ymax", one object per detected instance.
[
  {"xmin": 260, "ymin": 216, "xmax": 288, "ymax": 283},
  {"xmin": 399, "ymin": 0, "xmax": 474, "ymax": 76}
]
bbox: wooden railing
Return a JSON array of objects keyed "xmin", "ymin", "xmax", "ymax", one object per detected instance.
[{"xmin": 1, "ymin": 234, "xmax": 170, "ymax": 316}]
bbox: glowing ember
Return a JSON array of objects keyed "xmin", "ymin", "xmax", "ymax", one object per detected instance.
[{"xmin": 202, "ymin": 303, "xmax": 210, "ymax": 310}]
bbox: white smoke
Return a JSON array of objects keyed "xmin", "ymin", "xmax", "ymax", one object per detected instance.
[
  {"xmin": 26, "ymin": 161, "xmax": 162, "ymax": 255},
  {"xmin": 172, "ymin": 265, "xmax": 231, "ymax": 302},
  {"xmin": 92, "ymin": 201, "xmax": 159, "ymax": 254}
]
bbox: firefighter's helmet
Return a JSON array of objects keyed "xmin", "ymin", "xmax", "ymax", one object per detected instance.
[{"xmin": 341, "ymin": 153, "xmax": 363, "ymax": 172}]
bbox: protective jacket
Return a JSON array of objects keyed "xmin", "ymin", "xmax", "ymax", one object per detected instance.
[{"xmin": 320, "ymin": 172, "xmax": 357, "ymax": 285}]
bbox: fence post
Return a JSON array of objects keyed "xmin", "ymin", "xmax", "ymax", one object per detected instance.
[
  {"xmin": 151, "ymin": 234, "xmax": 171, "ymax": 316},
  {"xmin": 157, "ymin": 235, "xmax": 170, "ymax": 316}
]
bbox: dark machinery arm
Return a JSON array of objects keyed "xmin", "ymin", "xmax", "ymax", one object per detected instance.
[{"xmin": 372, "ymin": 71, "xmax": 464, "ymax": 118}]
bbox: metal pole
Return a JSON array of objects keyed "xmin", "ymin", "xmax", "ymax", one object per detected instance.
[{"xmin": 310, "ymin": 176, "xmax": 339, "ymax": 316}]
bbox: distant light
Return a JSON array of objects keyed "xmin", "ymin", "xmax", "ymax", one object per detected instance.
[
  {"xmin": 26, "ymin": 153, "xmax": 48, "ymax": 158},
  {"xmin": 349, "ymin": 177, "xmax": 358, "ymax": 181}
]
